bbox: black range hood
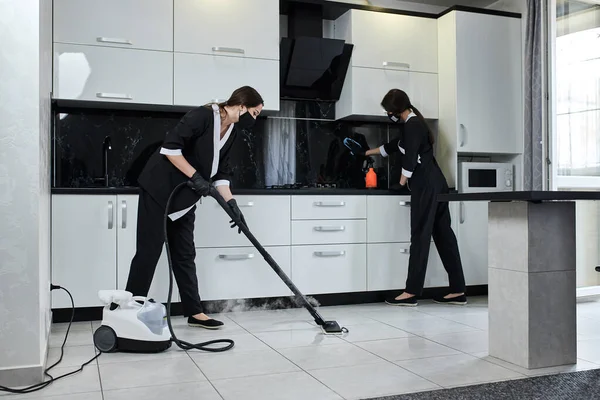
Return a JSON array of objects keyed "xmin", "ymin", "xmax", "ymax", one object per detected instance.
[{"xmin": 280, "ymin": 2, "xmax": 353, "ymax": 102}]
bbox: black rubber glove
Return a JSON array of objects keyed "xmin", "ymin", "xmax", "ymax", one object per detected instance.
[
  {"xmin": 227, "ymin": 199, "xmax": 247, "ymax": 234},
  {"xmin": 187, "ymin": 171, "xmax": 210, "ymax": 197},
  {"xmin": 343, "ymin": 137, "xmax": 365, "ymax": 156}
]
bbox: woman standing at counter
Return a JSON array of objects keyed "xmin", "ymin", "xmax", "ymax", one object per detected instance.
[{"xmin": 362, "ymin": 89, "xmax": 466, "ymax": 306}]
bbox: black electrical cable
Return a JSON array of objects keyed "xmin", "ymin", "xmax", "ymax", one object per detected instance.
[
  {"xmin": 0, "ymin": 285, "xmax": 100, "ymax": 394},
  {"xmin": 164, "ymin": 182, "xmax": 234, "ymax": 352}
]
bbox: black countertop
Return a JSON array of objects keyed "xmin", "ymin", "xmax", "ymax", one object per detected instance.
[
  {"xmin": 51, "ymin": 187, "xmax": 412, "ymax": 196},
  {"xmin": 439, "ymin": 191, "xmax": 600, "ymax": 202}
]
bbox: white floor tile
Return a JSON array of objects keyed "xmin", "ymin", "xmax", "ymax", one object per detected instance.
[
  {"xmin": 46, "ymin": 345, "xmax": 97, "ymax": 368},
  {"xmin": 309, "ymin": 361, "xmax": 439, "ymax": 400},
  {"xmin": 48, "ymin": 330, "xmax": 93, "ymax": 348},
  {"xmin": 339, "ymin": 322, "xmax": 413, "ymax": 343},
  {"xmin": 387, "ymin": 316, "xmax": 480, "ymax": 337},
  {"xmin": 425, "ymin": 330, "xmax": 488, "ymax": 354},
  {"xmin": 176, "ymin": 332, "xmax": 270, "ymax": 354},
  {"xmin": 367, "ymin": 310, "xmax": 438, "ymax": 325},
  {"xmin": 438, "ymin": 312, "xmax": 489, "ymax": 331},
  {"xmin": 576, "ymin": 317, "xmax": 600, "ymax": 340},
  {"xmin": 356, "ymin": 336, "xmax": 461, "ymax": 362},
  {"xmin": 51, "ymin": 322, "xmax": 92, "ymax": 333},
  {"xmin": 212, "ymin": 371, "xmax": 342, "ymax": 400},
  {"xmin": 577, "ymin": 338, "xmax": 600, "ymax": 364},
  {"xmin": 279, "ymin": 343, "xmax": 382, "ymax": 370},
  {"xmin": 103, "ymin": 382, "xmax": 222, "ymax": 400},
  {"xmin": 254, "ymin": 328, "xmax": 345, "ymax": 349},
  {"xmin": 98, "ymin": 357, "xmax": 206, "ymax": 391},
  {"xmin": 97, "ymin": 345, "xmax": 188, "ymax": 365},
  {"xmin": 190, "ymin": 349, "xmax": 300, "ymax": 380},
  {"xmin": 234, "ymin": 318, "xmax": 315, "ymax": 333},
  {"xmin": 2, "ymin": 392, "xmax": 102, "ymax": 400},
  {"xmin": 396, "ymin": 353, "xmax": 524, "ymax": 388}
]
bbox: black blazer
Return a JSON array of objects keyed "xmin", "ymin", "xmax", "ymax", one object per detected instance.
[
  {"xmin": 382, "ymin": 116, "xmax": 433, "ymax": 179},
  {"xmin": 138, "ymin": 104, "xmax": 237, "ymax": 213}
]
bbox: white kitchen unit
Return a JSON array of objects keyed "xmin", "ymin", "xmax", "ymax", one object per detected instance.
[
  {"xmin": 173, "ymin": 53, "xmax": 280, "ymax": 110},
  {"xmin": 456, "ymin": 201, "xmax": 489, "ymax": 285},
  {"xmin": 367, "ymin": 196, "xmax": 411, "ymax": 243},
  {"xmin": 53, "ymin": 43, "xmax": 173, "ymax": 105},
  {"xmin": 52, "ymin": 195, "xmax": 175, "ymax": 308},
  {"xmin": 437, "ymin": 10, "xmax": 523, "ymax": 160},
  {"xmin": 174, "ymin": 0, "xmax": 279, "ymax": 60},
  {"xmin": 53, "ymin": 0, "xmax": 174, "ymax": 52},
  {"xmin": 334, "ymin": 9, "xmax": 439, "ymax": 119}
]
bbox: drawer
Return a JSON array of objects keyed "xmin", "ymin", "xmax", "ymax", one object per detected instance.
[
  {"xmin": 291, "ymin": 196, "xmax": 366, "ymax": 220},
  {"xmin": 367, "ymin": 196, "xmax": 411, "ymax": 243},
  {"xmin": 292, "ymin": 220, "xmax": 366, "ymax": 245},
  {"xmin": 367, "ymin": 243, "xmax": 410, "ymax": 291},
  {"xmin": 53, "ymin": 43, "xmax": 173, "ymax": 105},
  {"xmin": 53, "ymin": 0, "xmax": 173, "ymax": 51},
  {"xmin": 291, "ymin": 244, "xmax": 366, "ymax": 294},
  {"xmin": 194, "ymin": 195, "xmax": 290, "ymax": 248},
  {"xmin": 196, "ymin": 246, "xmax": 291, "ymax": 301}
]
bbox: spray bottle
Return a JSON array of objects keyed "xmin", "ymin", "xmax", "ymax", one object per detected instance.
[{"xmin": 364, "ymin": 157, "xmax": 377, "ymax": 188}]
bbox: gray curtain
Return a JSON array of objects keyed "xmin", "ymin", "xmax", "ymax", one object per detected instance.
[
  {"xmin": 524, "ymin": 0, "xmax": 544, "ymax": 190},
  {"xmin": 263, "ymin": 101, "xmax": 296, "ymax": 186}
]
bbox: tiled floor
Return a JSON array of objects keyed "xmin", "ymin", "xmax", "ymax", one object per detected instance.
[{"xmin": 4, "ymin": 296, "xmax": 600, "ymax": 400}]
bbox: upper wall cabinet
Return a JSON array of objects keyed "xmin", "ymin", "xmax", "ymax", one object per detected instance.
[
  {"xmin": 174, "ymin": 0, "xmax": 280, "ymax": 60},
  {"xmin": 335, "ymin": 10, "xmax": 438, "ymax": 74},
  {"xmin": 53, "ymin": 0, "xmax": 173, "ymax": 51}
]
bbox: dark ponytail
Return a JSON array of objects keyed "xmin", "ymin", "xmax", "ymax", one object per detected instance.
[
  {"xmin": 381, "ymin": 89, "xmax": 434, "ymax": 145},
  {"xmin": 204, "ymin": 85, "xmax": 264, "ymax": 115}
]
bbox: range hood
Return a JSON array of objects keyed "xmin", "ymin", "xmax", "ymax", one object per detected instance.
[{"xmin": 280, "ymin": 2, "xmax": 353, "ymax": 102}]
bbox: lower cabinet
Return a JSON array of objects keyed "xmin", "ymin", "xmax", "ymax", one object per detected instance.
[
  {"xmin": 196, "ymin": 246, "xmax": 291, "ymax": 301},
  {"xmin": 457, "ymin": 201, "xmax": 489, "ymax": 285},
  {"xmin": 291, "ymin": 244, "xmax": 367, "ymax": 295}
]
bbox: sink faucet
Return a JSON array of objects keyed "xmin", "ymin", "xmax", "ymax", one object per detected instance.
[{"xmin": 102, "ymin": 136, "xmax": 112, "ymax": 187}]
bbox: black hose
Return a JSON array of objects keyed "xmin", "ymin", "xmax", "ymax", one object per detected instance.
[{"xmin": 164, "ymin": 182, "xmax": 234, "ymax": 352}]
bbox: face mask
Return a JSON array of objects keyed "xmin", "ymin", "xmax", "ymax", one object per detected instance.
[
  {"xmin": 237, "ymin": 109, "xmax": 256, "ymax": 130},
  {"xmin": 388, "ymin": 114, "xmax": 400, "ymax": 123}
]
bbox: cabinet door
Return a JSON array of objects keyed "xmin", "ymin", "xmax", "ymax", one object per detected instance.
[
  {"xmin": 455, "ymin": 12, "xmax": 522, "ymax": 154},
  {"xmin": 291, "ymin": 195, "xmax": 366, "ymax": 220},
  {"xmin": 51, "ymin": 195, "xmax": 117, "ymax": 308},
  {"xmin": 457, "ymin": 201, "xmax": 488, "ymax": 285},
  {"xmin": 115, "ymin": 195, "xmax": 177, "ymax": 303},
  {"xmin": 292, "ymin": 244, "xmax": 367, "ymax": 294},
  {"xmin": 196, "ymin": 246, "xmax": 291, "ymax": 300},
  {"xmin": 338, "ymin": 10, "xmax": 438, "ymax": 74},
  {"xmin": 53, "ymin": 43, "xmax": 173, "ymax": 105},
  {"xmin": 194, "ymin": 195, "xmax": 290, "ymax": 248},
  {"xmin": 174, "ymin": 0, "xmax": 279, "ymax": 60},
  {"xmin": 174, "ymin": 53, "xmax": 279, "ymax": 111},
  {"xmin": 292, "ymin": 220, "xmax": 366, "ymax": 245},
  {"xmin": 53, "ymin": 0, "xmax": 173, "ymax": 51},
  {"xmin": 367, "ymin": 243, "xmax": 410, "ymax": 291},
  {"xmin": 367, "ymin": 196, "xmax": 411, "ymax": 243}
]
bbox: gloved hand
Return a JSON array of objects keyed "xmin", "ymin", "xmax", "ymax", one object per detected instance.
[
  {"xmin": 343, "ymin": 137, "xmax": 365, "ymax": 156},
  {"xmin": 227, "ymin": 199, "xmax": 247, "ymax": 234},
  {"xmin": 187, "ymin": 171, "xmax": 210, "ymax": 197}
]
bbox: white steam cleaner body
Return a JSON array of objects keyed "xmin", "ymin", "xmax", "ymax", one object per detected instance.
[{"xmin": 93, "ymin": 290, "xmax": 172, "ymax": 353}]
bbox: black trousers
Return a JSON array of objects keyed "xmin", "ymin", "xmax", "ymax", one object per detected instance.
[
  {"xmin": 125, "ymin": 189, "xmax": 203, "ymax": 316},
  {"xmin": 405, "ymin": 169, "xmax": 466, "ymax": 296}
]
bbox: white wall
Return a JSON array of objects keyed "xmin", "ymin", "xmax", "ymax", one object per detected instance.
[{"xmin": 0, "ymin": 0, "xmax": 52, "ymax": 386}]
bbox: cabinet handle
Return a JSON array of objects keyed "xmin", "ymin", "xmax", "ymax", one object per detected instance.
[
  {"xmin": 459, "ymin": 124, "xmax": 466, "ymax": 147},
  {"xmin": 314, "ymin": 251, "xmax": 346, "ymax": 257},
  {"xmin": 313, "ymin": 201, "xmax": 346, "ymax": 207},
  {"xmin": 460, "ymin": 202, "xmax": 465, "ymax": 224},
  {"xmin": 400, "ymin": 248, "xmax": 410, "ymax": 254},
  {"xmin": 96, "ymin": 37, "xmax": 132, "ymax": 45},
  {"xmin": 399, "ymin": 201, "xmax": 411, "ymax": 207},
  {"xmin": 96, "ymin": 92, "xmax": 133, "ymax": 100},
  {"xmin": 212, "ymin": 47, "xmax": 245, "ymax": 55},
  {"xmin": 218, "ymin": 254, "xmax": 255, "ymax": 260},
  {"xmin": 382, "ymin": 61, "xmax": 410, "ymax": 69},
  {"xmin": 238, "ymin": 201, "xmax": 254, "ymax": 207},
  {"xmin": 108, "ymin": 201, "xmax": 114, "ymax": 229},
  {"xmin": 211, "ymin": 98, "xmax": 227, "ymax": 103},
  {"xmin": 314, "ymin": 226, "xmax": 346, "ymax": 232},
  {"xmin": 121, "ymin": 200, "xmax": 127, "ymax": 229}
]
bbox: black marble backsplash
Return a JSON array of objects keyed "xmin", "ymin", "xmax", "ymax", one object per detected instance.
[{"xmin": 52, "ymin": 100, "xmax": 422, "ymax": 190}]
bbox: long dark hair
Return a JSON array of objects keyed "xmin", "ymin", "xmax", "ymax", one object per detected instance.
[
  {"xmin": 381, "ymin": 89, "xmax": 434, "ymax": 145},
  {"xmin": 206, "ymin": 85, "xmax": 264, "ymax": 114}
]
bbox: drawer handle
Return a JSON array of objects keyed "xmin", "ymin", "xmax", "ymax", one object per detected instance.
[
  {"xmin": 108, "ymin": 201, "xmax": 114, "ymax": 230},
  {"xmin": 460, "ymin": 202, "xmax": 465, "ymax": 224},
  {"xmin": 96, "ymin": 37, "xmax": 132, "ymax": 45},
  {"xmin": 314, "ymin": 226, "xmax": 346, "ymax": 232},
  {"xmin": 459, "ymin": 124, "xmax": 467, "ymax": 147},
  {"xmin": 313, "ymin": 201, "xmax": 346, "ymax": 207},
  {"xmin": 218, "ymin": 254, "xmax": 255, "ymax": 260},
  {"xmin": 96, "ymin": 92, "xmax": 133, "ymax": 100},
  {"xmin": 383, "ymin": 61, "xmax": 410, "ymax": 69},
  {"xmin": 400, "ymin": 249, "xmax": 410, "ymax": 254},
  {"xmin": 239, "ymin": 202, "xmax": 254, "ymax": 207},
  {"xmin": 121, "ymin": 200, "xmax": 127, "ymax": 229},
  {"xmin": 314, "ymin": 251, "xmax": 346, "ymax": 257},
  {"xmin": 399, "ymin": 201, "xmax": 411, "ymax": 207},
  {"xmin": 212, "ymin": 47, "xmax": 245, "ymax": 55}
]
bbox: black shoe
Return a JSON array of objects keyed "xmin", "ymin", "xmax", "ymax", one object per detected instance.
[
  {"xmin": 385, "ymin": 295, "xmax": 418, "ymax": 307},
  {"xmin": 187, "ymin": 316, "xmax": 224, "ymax": 329},
  {"xmin": 433, "ymin": 294, "xmax": 467, "ymax": 305}
]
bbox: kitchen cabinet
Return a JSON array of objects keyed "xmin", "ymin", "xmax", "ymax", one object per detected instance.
[
  {"xmin": 291, "ymin": 195, "xmax": 366, "ymax": 220},
  {"xmin": 292, "ymin": 220, "xmax": 366, "ymax": 245},
  {"xmin": 437, "ymin": 11, "xmax": 523, "ymax": 156},
  {"xmin": 53, "ymin": 0, "xmax": 173, "ymax": 51},
  {"xmin": 367, "ymin": 196, "xmax": 412, "ymax": 243},
  {"xmin": 173, "ymin": 53, "xmax": 279, "ymax": 111},
  {"xmin": 457, "ymin": 201, "xmax": 488, "ymax": 285},
  {"xmin": 174, "ymin": 0, "xmax": 279, "ymax": 61},
  {"xmin": 53, "ymin": 43, "xmax": 173, "ymax": 105}
]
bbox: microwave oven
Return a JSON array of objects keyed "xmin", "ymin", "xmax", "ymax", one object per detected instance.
[{"xmin": 458, "ymin": 162, "xmax": 514, "ymax": 193}]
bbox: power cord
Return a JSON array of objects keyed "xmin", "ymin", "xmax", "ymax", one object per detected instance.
[{"xmin": 0, "ymin": 285, "xmax": 100, "ymax": 394}]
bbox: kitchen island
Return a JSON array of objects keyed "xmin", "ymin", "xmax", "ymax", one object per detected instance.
[{"xmin": 438, "ymin": 191, "xmax": 600, "ymax": 370}]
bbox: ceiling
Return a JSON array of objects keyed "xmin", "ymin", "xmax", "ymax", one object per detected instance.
[{"xmin": 394, "ymin": 0, "xmax": 498, "ymax": 7}]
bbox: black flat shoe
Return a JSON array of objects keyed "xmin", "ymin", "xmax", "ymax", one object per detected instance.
[
  {"xmin": 187, "ymin": 316, "xmax": 224, "ymax": 329},
  {"xmin": 433, "ymin": 295, "xmax": 467, "ymax": 305},
  {"xmin": 385, "ymin": 296, "xmax": 418, "ymax": 307}
]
